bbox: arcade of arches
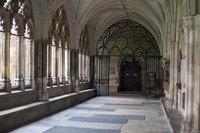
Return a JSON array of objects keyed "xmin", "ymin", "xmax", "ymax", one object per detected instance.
[{"xmin": 0, "ymin": 0, "xmax": 200, "ymax": 133}]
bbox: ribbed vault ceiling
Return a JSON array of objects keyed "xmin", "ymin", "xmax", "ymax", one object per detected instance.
[{"xmin": 69, "ymin": 0, "xmax": 171, "ymax": 56}]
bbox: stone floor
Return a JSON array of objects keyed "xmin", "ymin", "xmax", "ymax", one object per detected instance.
[{"xmin": 11, "ymin": 96, "xmax": 172, "ymax": 133}]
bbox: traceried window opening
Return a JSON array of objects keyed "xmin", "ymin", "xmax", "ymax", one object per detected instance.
[
  {"xmin": 79, "ymin": 27, "xmax": 90, "ymax": 83},
  {"xmin": 48, "ymin": 6, "xmax": 70, "ymax": 87},
  {"xmin": 0, "ymin": 0, "xmax": 35, "ymax": 92}
]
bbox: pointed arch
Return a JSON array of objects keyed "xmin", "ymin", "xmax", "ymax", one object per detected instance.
[{"xmin": 47, "ymin": 4, "xmax": 70, "ymax": 87}]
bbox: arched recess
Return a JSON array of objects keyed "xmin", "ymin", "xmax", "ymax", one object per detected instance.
[
  {"xmin": 47, "ymin": 5, "xmax": 70, "ymax": 91},
  {"xmin": 95, "ymin": 19, "xmax": 161, "ymax": 95},
  {"xmin": 0, "ymin": 0, "xmax": 35, "ymax": 92}
]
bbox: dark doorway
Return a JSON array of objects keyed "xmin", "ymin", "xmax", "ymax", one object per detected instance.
[{"xmin": 122, "ymin": 58, "xmax": 142, "ymax": 91}]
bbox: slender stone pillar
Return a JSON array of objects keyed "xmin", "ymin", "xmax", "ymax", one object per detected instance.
[
  {"xmin": 47, "ymin": 44, "xmax": 53, "ymax": 87},
  {"xmin": 0, "ymin": 32, "xmax": 11, "ymax": 92},
  {"xmin": 55, "ymin": 46, "xmax": 60, "ymax": 86},
  {"xmin": 15, "ymin": 36, "xmax": 25, "ymax": 91},
  {"xmin": 169, "ymin": 41, "xmax": 175, "ymax": 108},
  {"xmin": 70, "ymin": 49, "xmax": 79, "ymax": 92},
  {"xmin": 173, "ymin": 41, "xmax": 179, "ymax": 109},
  {"xmin": 35, "ymin": 39, "xmax": 49, "ymax": 101},
  {"xmin": 61, "ymin": 47, "xmax": 66, "ymax": 84},
  {"xmin": 181, "ymin": 16, "xmax": 194, "ymax": 133}
]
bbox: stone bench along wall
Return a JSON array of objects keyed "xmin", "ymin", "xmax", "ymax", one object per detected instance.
[{"xmin": 0, "ymin": 89, "xmax": 96, "ymax": 132}]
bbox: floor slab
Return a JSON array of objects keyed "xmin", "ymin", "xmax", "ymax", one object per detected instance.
[{"xmin": 11, "ymin": 96, "xmax": 172, "ymax": 133}]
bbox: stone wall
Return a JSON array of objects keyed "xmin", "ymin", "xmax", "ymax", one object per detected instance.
[{"xmin": 0, "ymin": 89, "xmax": 96, "ymax": 132}]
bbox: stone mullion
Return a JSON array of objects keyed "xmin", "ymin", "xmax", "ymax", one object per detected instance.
[
  {"xmin": 0, "ymin": 32, "xmax": 11, "ymax": 92},
  {"xmin": 47, "ymin": 44, "xmax": 53, "ymax": 87},
  {"xmin": 55, "ymin": 46, "xmax": 59, "ymax": 86},
  {"xmin": 61, "ymin": 47, "xmax": 66, "ymax": 85},
  {"xmin": 67, "ymin": 50, "xmax": 70, "ymax": 84},
  {"xmin": 15, "ymin": 36, "xmax": 25, "ymax": 91}
]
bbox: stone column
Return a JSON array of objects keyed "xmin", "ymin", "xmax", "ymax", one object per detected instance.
[
  {"xmin": 0, "ymin": 32, "xmax": 11, "ymax": 92},
  {"xmin": 173, "ymin": 41, "xmax": 179, "ymax": 109},
  {"xmin": 61, "ymin": 47, "xmax": 66, "ymax": 84},
  {"xmin": 15, "ymin": 36, "xmax": 25, "ymax": 91},
  {"xmin": 55, "ymin": 46, "xmax": 60, "ymax": 86},
  {"xmin": 169, "ymin": 41, "xmax": 175, "ymax": 108},
  {"xmin": 90, "ymin": 55, "xmax": 95, "ymax": 88},
  {"xmin": 192, "ymin": 14, "xmax": 200, "ymax": 133},
  {"xmin": 35, "ymin": 39, "xmax": 49, "ymax": 101},
  {"xmin": 181, "ymin": 16, "xmax": 194, "ymax": 133},
  {"xmin": 30, "ymin": 39, "xmax": 35, "ymax": 89},
  {"xmin": 70, "ymin": 49, "xmax": 79, "ymax": 92},
  {"xmin": 47, "ymin": 44, "xmax": 53, "ymax": 87}
]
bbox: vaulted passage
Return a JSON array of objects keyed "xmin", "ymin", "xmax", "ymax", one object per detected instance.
[{"xmin": 0, "ymin": 0, "xmax": 200, "ymax": 133}]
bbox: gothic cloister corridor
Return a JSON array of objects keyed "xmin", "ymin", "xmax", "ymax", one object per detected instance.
[
  {"xmin": 1, "ymin": 0, "xmax": 200, "ymax": 132},
  {"xmin": 11, "ymin": 95, "xmax": 172, "ymax": 133}
]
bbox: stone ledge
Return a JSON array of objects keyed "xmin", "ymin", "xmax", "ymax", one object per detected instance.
[{"xmin": 0, "ymin": 89, "xmax": 96, "ymax": 132}]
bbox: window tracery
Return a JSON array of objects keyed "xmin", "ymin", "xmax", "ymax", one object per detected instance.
[
  {"xmin": 0, "ymin": 0, "xmax": 34, "ymax": 91},
  {"xmin": 79, "ymin": 26, "xmax": 90, "ymax": 83},
  {"xmin": 97, "ymin": 19, "xmax": 160, "ymax": 57},
  {"xmin": 47, "ymin": 6, "xmax": 70, "ymax": 86},
  {"xmin": 96, "ymin": 19, "xmax": 160, "ymax": 85}
]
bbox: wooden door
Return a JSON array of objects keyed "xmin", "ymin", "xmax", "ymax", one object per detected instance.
[{"xmin": 123, "ymin": 60, "xmax": 141, "ymax": 91}]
